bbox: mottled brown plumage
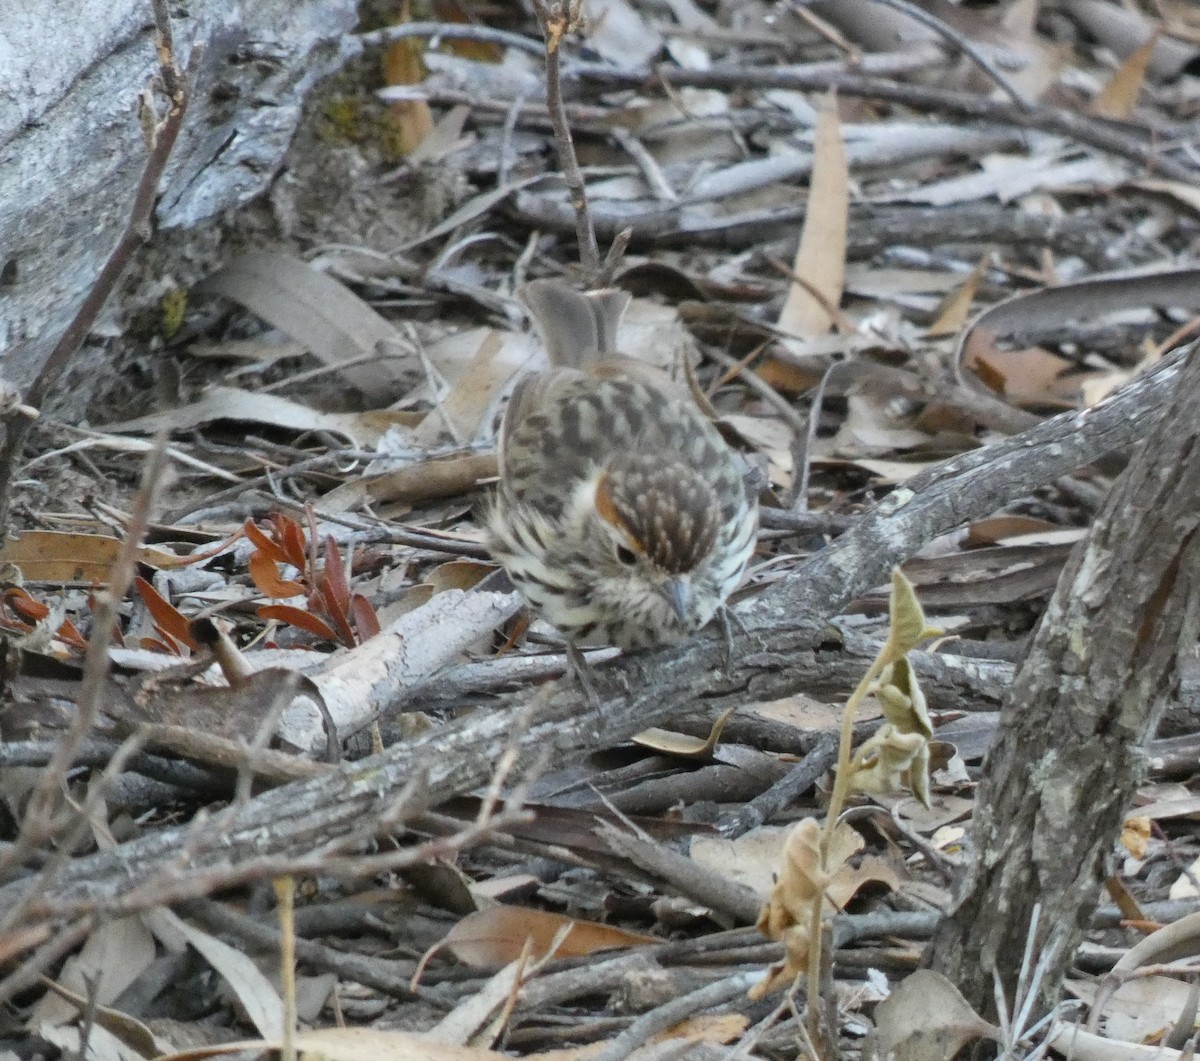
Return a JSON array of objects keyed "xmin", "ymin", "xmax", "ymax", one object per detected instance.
[{"xmin": 487, "ymin": 280, "xmax": 758, "ymax": 649}]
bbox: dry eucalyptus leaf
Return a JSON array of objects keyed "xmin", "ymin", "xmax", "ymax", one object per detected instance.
[
  {"xmin": 954, "ymin": 267, "xmax": 1200, "ymax": 392},
  {"xmin": 826, "ymin": 855, "xmax": 902, "ymax": 909},
  {"xmin": 749, "ymin": 693, "xmax": 869, "ymax": 732},
  {"xmin": 299, "ymin": 1027, "xmax": 506, "ymax": 1060},
  {"xmin": 196, "ymin": 251, "xmax": 412, "ymax": 398},
  {"xmin": 410, "ymin": 330, "xmax": 520, "ymax": 447},
  {"xmin": 0, "ymin": 531, "xmax": 178, "ymax": 582},
  {"xmin": 30, "ymin": 917, "xmax": 156, "ymax": 1028},
  {"xmin": 444, "ymin": 906, "xmax": 658, "ymax": 970},
  {"xmin": 1068, "ymin": 974, "xmax": 1200, "ymax": 1045},
  {"xmin": 965, "ymin": 344, "xmax": 1075, "ymax": 407},
  {"xmin": 691, "ymin": 825, "xmax": 793, "ymax": 898},
  {"xmin": 1046, "ymin": 1019, "xmax": 1190, "ymax": 1061},
  {"xmin": 965, "ymin": 514, "xmax": 1062, "ymax": 545},
  {"xmin": 874, "ymin": 969, "xmax": 998, "ymax": 1061},
  {"xmin": 653, "ymin": 1012, "xmax": 748, "ymax": 1046},
  {"xmin": 426, "ymin": 947, "xmax": 536, "ymax": 1049},
  {"xmin": 1063, "ymin": 0, "xmax": 1200, "ymax": 79},
  {"xmin": 1091, "ymin": 31, "xmax": 1156, "ymax": 119},
  {"xmin": 166, "ymin": 912, "xmax": 284, "ymax": 1041},
  {"xmin": 926, "ymin": 257, "xmax": 987, "ymax": 338},
  {"xmin": 632, "ymin": 705, "xmax": 738, "ymax": 758},
  {"xmin": 105, "ymin": 385, "xmax": 399, "ymax": 448},
  {"xmin": 778, "ymin": 93, "xmax": 847, "ymax": 340},
  {"xmin": 874, "ymin": 792, "xmax": 975, "ymax": 835}
]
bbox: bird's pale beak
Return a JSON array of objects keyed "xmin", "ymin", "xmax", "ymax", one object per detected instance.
[{"xmin": 660, "ymin": 578, "xmax": 691, "ymax": 622}]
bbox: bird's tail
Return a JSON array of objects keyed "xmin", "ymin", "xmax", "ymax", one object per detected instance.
[{"xmin": 520, "ymin": 279, "xmax": 631, "ymax": 368}]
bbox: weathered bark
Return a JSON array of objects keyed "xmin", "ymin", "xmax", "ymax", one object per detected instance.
[
  {"xmin": 0, "ymin": 0, "xmax": 356, "ymax": 405},
  {"xmin": 927, "ymin": 344, "xmax": 1200, "ymax": 1015}
]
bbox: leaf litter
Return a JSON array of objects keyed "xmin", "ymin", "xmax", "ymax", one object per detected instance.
[{"xmin": 5, "ymin": 1, "xmax": 1200, "ymax": 1058}]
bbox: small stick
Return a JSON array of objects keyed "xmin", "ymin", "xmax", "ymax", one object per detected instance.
[
  {"xmin": 531, "ymin": 1, "xmax": 601, "ymax": 279},
  {"xmin": 858, "ymin": 0, "xmax": 1033, "ymax": 109}
]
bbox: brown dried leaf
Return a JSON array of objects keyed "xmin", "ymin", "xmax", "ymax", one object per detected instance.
[
  {"xmin": 825, "ymin": 854, "xmax": 901, "ymax": 909},
  {"xmin": 633, "ymin": 705, "xmax": 738, "ymax": 758},
  {"xmin": 875, "ymin": 970, "xmax": 997, "ymax": 1061},
  {"xmin": 1121, "ymin": 815, "xmax": 1151, "ymax": 859},
  {"xmin": 411, "ymin": 330, "xmax": 513, "ymax": 447},
  {"xmin": 301, "ymin": 1026, "xmax": 506, "ymax": 1059},
  {"xmin": 955, "ymin": 268, "xmax": 1200, "ymax": 392},
  {"xmin": 30, "ymin": 917, "xmax": 156, "ymax": 1028},
  {"xmin": 1092, "ymin": 30, "xmax": 1158, "ymax": 118},
  {"xmin": 0, "ymin": 532, "xmax": 176, "ymax": 583},
  {"xmin": 750, "ymin": 693, "xmax": 872, "ymax": 732},
  {"xmin": 965, "ymin": 344, "xmax": 1074, "ymax": 406},
  {"xmin": 444, "ymin": 907, "xmax": 658, "ymax": 970},
  {"xmin": 107, "ymin": 385, "xmax": 401, "ymax": 448},
  {"xmin": 925, "ymin": 257, "xmax": 987, "ymax": 338},
  {"xmin": 1067, "ymin": 974, "xmax": 1200, "ymax": 1047},
  {"xmin": 965, "ymin": 515, "xmax": 1062, "ymax": 546},
  {"xmin": 778, "ymin": 94, "xmax": 847, "ymax": 339},
  {"xmin": 655, "ymin": 1012, "xmax": 749, "ymax": 1046},
  {"xmin": 382, "ymin": 3, "xmax": 435, "ymax": 155}
]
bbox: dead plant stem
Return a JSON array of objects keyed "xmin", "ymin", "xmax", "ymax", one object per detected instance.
[
  {"xmin": 821, "ymin": 650, "xmax": 889, "ymax": 863},
  {"xmin": 531, "ymin": 1, "xmax": 601, "ymax": 278}
]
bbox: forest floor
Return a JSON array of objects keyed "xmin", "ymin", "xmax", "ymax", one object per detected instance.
[{"xmin": 4, "ymin": 2, "xmax": 1200, "ymax": 1059}]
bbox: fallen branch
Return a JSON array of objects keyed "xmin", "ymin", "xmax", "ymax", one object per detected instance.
[{"xmin": 568, "ymin": 62, "xmax": 1195, "ymax": 182}]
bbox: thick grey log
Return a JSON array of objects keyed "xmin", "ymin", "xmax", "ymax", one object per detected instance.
[{"xmin": 0, "ymin": 0, "xmax": 356, "ymax": 400}]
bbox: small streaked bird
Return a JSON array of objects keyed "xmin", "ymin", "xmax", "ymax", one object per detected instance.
[{"xmin": 487, "ymin": 279, "xmax": 758, "ymax": 651}]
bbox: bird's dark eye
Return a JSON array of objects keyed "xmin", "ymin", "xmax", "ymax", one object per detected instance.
[{"xmin": 616, "ymin": 545, "xmax": 637, "ymax": 566}]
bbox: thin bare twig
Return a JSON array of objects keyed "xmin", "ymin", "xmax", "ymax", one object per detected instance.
[
  {"xmin": 531, "ymin": 0, "xmax": 601, "ymax": 279},
  {"xmin": 352, "ymin": 20, "xmax": 546, "ymax": 58},
  {"xmin": 790, "ymin": 360, "xmax": 838, "ymax": 514},
  {"xmin": 856, "ymin": 0, "xmax": 1034, "ymax": 109}
]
